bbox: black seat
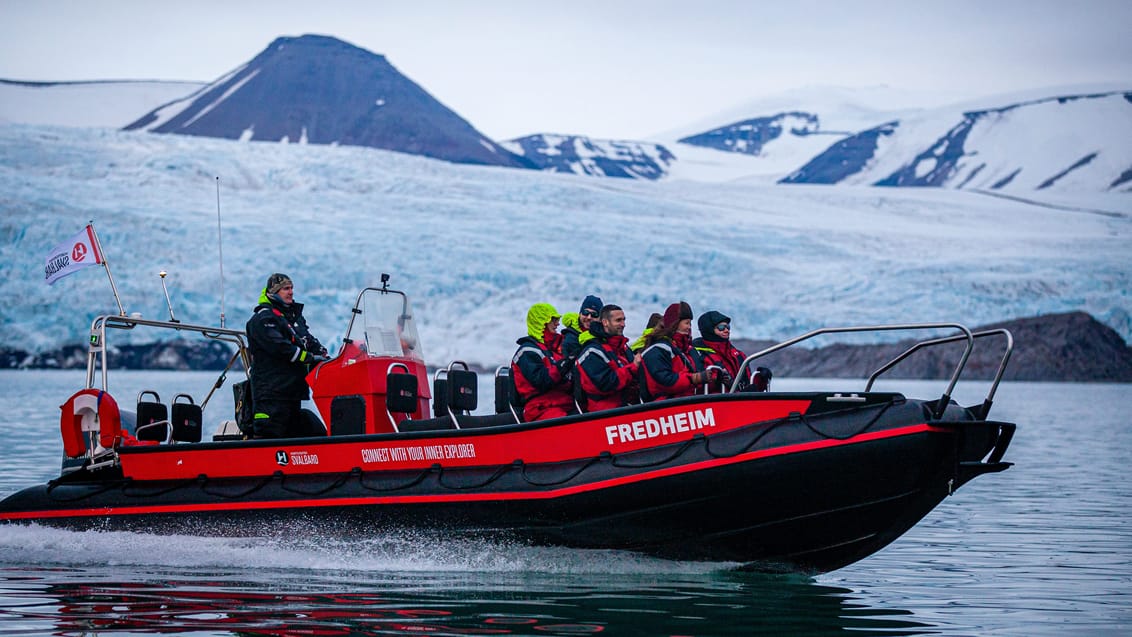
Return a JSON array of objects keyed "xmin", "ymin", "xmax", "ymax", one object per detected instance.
[
  {"xmin": 457, "ymin": 412, "xmax": 522, "ymax": 429},
  {"xmin": 432, "ymin": 377, "xmax": 448, "ymax": 420},
  {"xmin": 135, "ymin": 390, "xmax": 169, "ymax": 442},
  {"xmin": 447, "ymin": 369, "xmax": 478, "ymax": 415},
  {"xmin": 494, "ymin": 366, "xmax": 522, "ymax": 423},
  {"xmin": 330, "ymin": 395, "xmax": 366, "ymax": 436},
  {"xmin": 171, "ymin": 393, "xmax": 202, "ymax": 443},
  {"xmin": 387, "ymin": 372, "xmax": 418, "ymax": 414},
  {"xmin": 398, "ymin": 416, "xmax": 459, "ymax": 433}
]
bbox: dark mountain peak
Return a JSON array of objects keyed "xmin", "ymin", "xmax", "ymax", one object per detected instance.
[
  {"xmin": 678, "ymin": 112, "xmax": 824, "ymax": 156},
  {"xmin": 124, "ymin": 34, "xmax": 530, "ymax": 168},
  {"xmin": 256, "ymin": 33, "xmax": 391, "ymax": 67},
  {"xmin": 502, "ymin": 134, "xmax": 675, "ymax": 180}
]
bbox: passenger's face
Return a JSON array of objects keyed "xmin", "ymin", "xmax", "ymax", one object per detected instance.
[
  {"xmin": 579, "ymin": 308, "xmax": 598, "ymax": 329},
  {"xmin": 713, "ymin": 321, "xmax": 731, "ymax": 339},
  {"xmin": 677, "ymin": 318, "xmax": 692, "ymax": 335},
  {"xmin": 277, "ymin": 284, "xmax": 294, "ymax": 304},
  {"xmin": 603, "ymin": 310, "xmax": 627, "ymax": 336}
]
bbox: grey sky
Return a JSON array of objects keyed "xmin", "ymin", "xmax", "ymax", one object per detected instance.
[{"xmin": 1, "ymin": 0, "xmax": 1129, "ymax": 139}]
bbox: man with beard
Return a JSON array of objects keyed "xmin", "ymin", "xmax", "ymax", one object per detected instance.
[
  {"xmin": 576, "ymin": 304, "xmax": 642, "ymax": 412},
  {"xmin": 245, "ymin": 273, "xmax": 329, "ymax": 438}
]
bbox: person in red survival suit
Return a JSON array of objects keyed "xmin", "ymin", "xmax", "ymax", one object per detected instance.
[
  {"xmin": 511, "ymin": 303, "xmax": 577, "ymax": 421},
  {"xmin": 692, "ymin": 310, "xmax": 772, "ymax": 393},
  {"xmin": 692, "ymin": 309, "xmax": 746, "ymax": 393},
  {"xmin": 576, "ymin": 304, "xmax": 642, "ymax": 412},
  {"xmin": 639, "ymin": 301, "xmax": 713, "ymax": 402}
]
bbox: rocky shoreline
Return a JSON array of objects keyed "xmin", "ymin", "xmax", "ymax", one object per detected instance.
[
  {"xmin": 732, "ymin": 311, "xmax": 1132, "ymax": 382},
  {"xmin": 3, "ymin": 311, "xmax": 1129, "ymax": 382}
]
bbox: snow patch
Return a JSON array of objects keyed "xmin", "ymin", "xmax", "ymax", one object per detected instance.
[{"xmin": 183, "ymin": 69, "xmax": 261, "ymax": 129}]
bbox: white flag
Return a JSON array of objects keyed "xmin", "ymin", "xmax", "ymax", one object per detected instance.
[{"xmin": 45, "ymin": 224, "xmax": 103, "ymax": 285}]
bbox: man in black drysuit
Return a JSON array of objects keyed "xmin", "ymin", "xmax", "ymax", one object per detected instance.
[{"xmin": 245, "ymin": 273, "xmax": 328, "ymax": 438}]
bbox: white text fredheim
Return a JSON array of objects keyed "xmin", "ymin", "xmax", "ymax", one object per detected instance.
[{"xmin": 605, "ymin": 408, "xmax": 715, "ymax": 445}]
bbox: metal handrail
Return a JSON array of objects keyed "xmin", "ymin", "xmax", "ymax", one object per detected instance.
[
  {"xmin": 729, "ymin": 323, "xmax": 975, "ymax": 419},
  {"xmin": 385, "ymin": 361, "xmax": 412, "ymax": 433},
  {"xmin": 700, "ymin": 364, "xmax": 728, "ymax": 395},
  {"xmin": 865, "ymin": 328, "xmax": 1013, "ymax": 420},
  {"xmin": 87, "ymin": 314, "xmax": 249, "ymax": 393}
]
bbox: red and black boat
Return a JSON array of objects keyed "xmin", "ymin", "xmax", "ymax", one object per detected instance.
[{"xmin": 0, "ymin": 281, "xmax": 1017, "ymax": 573}]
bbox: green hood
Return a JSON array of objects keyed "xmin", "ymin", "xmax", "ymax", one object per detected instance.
[
  {"xmin": 526, "ymin": 303, "xmax": 560, "ymax": 342},
  {"xmin": 630, "ymin": 327, "xmax": 655, "ymax": 351},
  {"xmin": 561, "ymin": 312, "xmax": 581, "ymax": 332}
]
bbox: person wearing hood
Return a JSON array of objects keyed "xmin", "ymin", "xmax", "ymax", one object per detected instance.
[
  {"xmin": 576, "ymin": 304, "xmax": 642, "ymax": 412},
  {"xmin": 562, "ymin": 295, "xmax": 603, "ymax": 359},
  {"xmin": 693, "ymin": 310, "xmax": 748, "ymax": 393},
  {"xmin": 511, "ymin": 303, "xmax": 576, "ymax": 421},
  {"xmin": 245, "ymin": 273, "xmax": 329, "ymax": 438},
  {"xmin": 630, "ymin": 312, "xmax": 662, "ymax": 353},
  {"xmin": 639, "ymin": 301, "xmax": 712, "ymax": 402}
]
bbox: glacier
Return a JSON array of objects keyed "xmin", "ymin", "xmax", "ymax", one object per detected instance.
[{"xmin": 1, "ymin": 123, "xmax": 1129, "ymax": 371}]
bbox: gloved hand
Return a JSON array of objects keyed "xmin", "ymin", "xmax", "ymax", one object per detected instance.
[
  {"xmin": 718, "ymin": 370, "xmax": 734, "ymax": 387},
  {"xmin": 555, "ymin": 356, "xmax": 575, "ymax": 382},
  {"xmin": 304, "ymin": 352, "xmax": 330, "ymax": 365}
]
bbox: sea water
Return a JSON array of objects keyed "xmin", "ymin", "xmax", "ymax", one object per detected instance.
[{"xmin": 0, "ymin": 370, "xmax": 1128, "ymax": 635}]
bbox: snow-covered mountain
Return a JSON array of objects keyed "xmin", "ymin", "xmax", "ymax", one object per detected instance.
[
  {"xmin": 1, "ymin": 123, "xmax": 1128, "ymax": 371},
  {"xmin": 677, "ymin": 111, "xmax": 831, "ymax": 153},
  {"xmin": 123, "ymin": 34, "xmax": 531, "ymax": 169},
  {"xmin": 652, "ymin": 86, "xmax": 950, "ymax": 184},
  {"xmin": 500, "ymin": 134, "xmax": 675, "ymax": 180},
  {"xmin": 781, "ymin": 89, "xmax": 1132, "ymax": 192},
  {"xmin": 0, "ymin": 79, "xmax": 206, "ymax": 128},
  {"xmin": 4, "ymin": 38, "xmax": 1129, "ymax": 192}
]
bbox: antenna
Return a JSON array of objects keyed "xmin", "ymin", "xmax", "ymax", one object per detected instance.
[
  {"xmin": 159, "ymin": 270, "xmax": 179, "ymax": 323},
  {"xmin": 215, "ymin": 176, "xmax": 227, "ymax": 328}
]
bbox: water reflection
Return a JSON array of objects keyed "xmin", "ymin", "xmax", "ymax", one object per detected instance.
[{"xmin": 2, "ymin": 568, "xmax": 932, "ymax": 636}]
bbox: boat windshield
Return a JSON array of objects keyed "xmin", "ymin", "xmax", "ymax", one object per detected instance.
[{"xmin": 345, "ymin": 288, "xmax": 424, "ymax": 360}]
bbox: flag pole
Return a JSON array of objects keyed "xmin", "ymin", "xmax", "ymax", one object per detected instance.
[
  {"xmin": 89, "ymin": 221, "xmax": 125, "ymax": 316},
  {"xmin": 215, "ymin": 176, "xmax": 227, "ymax": 328}
]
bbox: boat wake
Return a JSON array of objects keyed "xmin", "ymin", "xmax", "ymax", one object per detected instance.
[{"xmin": 0, "ymin": 523, "xmax": 739, "ymax": 575}]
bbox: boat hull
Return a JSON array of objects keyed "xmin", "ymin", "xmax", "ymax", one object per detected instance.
[{"xmin": 0, "ymin": 393, "xmax": 1013, "ymax": 572}]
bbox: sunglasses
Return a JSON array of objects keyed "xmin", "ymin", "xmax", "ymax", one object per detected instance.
[
  {"xmin": 715, "ymin": 323, "xmax": 731, "ymax": 331},
  {"xmin": 581, "ymin": 310, "xmax": 599, "ymax": 318}
]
